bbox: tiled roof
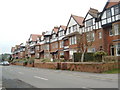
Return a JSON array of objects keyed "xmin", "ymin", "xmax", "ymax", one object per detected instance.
[
  {"xmin": 60, "ymin": 25, "xmax": 66, "ymax": 30},
  {"xmin": 109, "ymin": 0, "xmax": 120, "ymax": 2},
  {"xmin": 44, "ymin": 31, "xmax": 52, "ymax": 36},
  {"xmin": 53, "ymin": 27, "xmax": 59, "ymax": 33},
  {"xmin": 30, "ymin": 34, "xmax": 42, "ymax": 41},
  {"xmin": 72, "ymin": 15, "xmax": 84, "ymax": 26}
]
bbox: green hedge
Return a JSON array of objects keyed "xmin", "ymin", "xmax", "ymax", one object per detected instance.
[
  {"xmin": 73, "ymin": 53, "xmax": 95, "ymax": 62},
  {"xmin": 74, "ymin": 53, "xmax": 82, "ymax": 62}
]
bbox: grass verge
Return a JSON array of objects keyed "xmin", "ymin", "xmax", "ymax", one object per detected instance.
[{"xmin": 103, "ymin": 68, "xmax": 120, "ymax": 74}]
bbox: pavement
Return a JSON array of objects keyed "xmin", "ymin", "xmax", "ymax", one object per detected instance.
[{"xmin": 1, "ymin": 65, "xmax": 119, "ymax": 89}]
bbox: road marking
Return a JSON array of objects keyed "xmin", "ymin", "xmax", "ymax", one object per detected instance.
[
  {"xmin": 82, "ymin": 87, "xmax": 94, "ymax": 90},
  {"xmin": 18, "ymin": 72, "xmax": 24, "ymax": 75},
  {"xmin": 34, "ymin": 76, "xmax": 48, "ymax": 81}
]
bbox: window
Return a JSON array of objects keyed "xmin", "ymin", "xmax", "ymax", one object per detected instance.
[
  {"xmin": 91, "ymin": 33, "xmax": 95, "ymax": 41},
  {"xmin": 114, "ymin": 24, "xmax": 120, "ymax": 35},
  {"xmin": 98, "ymin": 32, "xmax": 102, "ymax": 39},
  {"xmin": 59, "ymin": 31, "xmax": 64, "ymax": 37},
  {"xmin": 106, "ymin": 9, "xmax": 111, "ymax": 18},
  {"xmin": 55, "ymin": 43, "xmax": 58, "ymax": 48},
  {"xmin": 52, "ymin": 34, "xmax": 56, "ymax": 39},
  {"xmin": 87, "ymin": 48, "xmax": 96, "ymax": 52},
  {"xmin": 70, "ymin": 36, "xmax": 77, "ymax": 45},
  {"xmin": 73, "ymin": 25, "xmax": 77, "ymax": 31},
  {"xmin": 116, "ymin": 44, "xmax": 120, "ymax": 56},
  {"xmin": 60, "ymin": 41, "xmax": 64, "ymax": 48},
  {"xmin": 60, "ymin": 52, "xmax": 64, "ymax": 56},
  {"xmin": 86, "ymin": 19, "xmax": 93, "ymax": 27},
  {"xmin": 69, "ymin": 27, "xmax": 71, "ymax": 33},
  {"xmin": 109, "ymin": 28, "xmax": 113, "ymax": 36},
  {"xmin": 86, "ymin": 32, "xmax": 95, "ymax": 42},
  {"xmin": 114, "ymin": 5, "xmax": 119, "ymax": 15}
]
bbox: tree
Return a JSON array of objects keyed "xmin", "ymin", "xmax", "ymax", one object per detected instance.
[{"xmin": 77, "ymin": 32, "xmax": 94, "ymax": 62}]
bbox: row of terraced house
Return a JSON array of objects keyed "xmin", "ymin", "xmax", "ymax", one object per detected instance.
[{"xmin": 11, "ymin": 0, "xmax": 120, "ymax": 61}]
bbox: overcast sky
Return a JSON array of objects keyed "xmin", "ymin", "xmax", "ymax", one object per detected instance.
[{"xmin": 0, "ymin": 0, "xmax": 108, "ymax": 54}]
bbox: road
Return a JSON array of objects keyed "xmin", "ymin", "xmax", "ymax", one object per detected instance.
[{"xmin": 1, "ymin": 65, "xmax": 119, "ymax": 89}]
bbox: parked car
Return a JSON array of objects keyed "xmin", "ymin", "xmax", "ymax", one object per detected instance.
[
  {"xmin": 0, "ymin": 62, "xmax": 3, "ymax": 65},
  {"xmin": 2, "ymin": 61, "xmax": 10, "ymax": 66}
]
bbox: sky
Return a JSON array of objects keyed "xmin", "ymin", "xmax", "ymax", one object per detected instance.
[{"xmin": 0, "ymin": 0, "xmax": 108, "ymax": 54}]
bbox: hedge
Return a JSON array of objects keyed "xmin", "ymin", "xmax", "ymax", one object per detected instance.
[{"xmin": 73, "ymin": 53, "xmax": 95, "ymax": 62}]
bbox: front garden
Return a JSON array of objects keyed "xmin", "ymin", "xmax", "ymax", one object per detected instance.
[{"xmin": 11, "ymin": 51, "xmax": 120, "ymax": 73}]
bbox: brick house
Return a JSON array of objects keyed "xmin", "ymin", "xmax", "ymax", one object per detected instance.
[
  {"xmin": 26, "ymin": 34, "xmax": 41, "ymax": 58},
  {"xmin": 11, "ymin": 0, "xmax": 120, "ymax": 61},
  {"xmin": 35, "ymin": 31, "xmax": 51, "ymax": 59},
  {"xmin": 11, "ymin": 43, "xmax": 25, "ymax": 59},
  {"xmin": 82, "ymin": 8, "xmax": 104, "ymax": 53},
  {"xmin": 50, "ymin": 26, "xmax": 59, "ymax": 59},
  {"xmin": 100, "ymin": 0, "xmax": 120, "ymax": 56},
  {"xmin": 11, "ymin": 47, "xmax": 15, "ymax": 59},
  {"xmin": 64, "ymin": 15, "xmax": 84, "ymax": 60},
  {"xmin": 57, "ymin": 25, "xmax": 66, "ymax": 59}
]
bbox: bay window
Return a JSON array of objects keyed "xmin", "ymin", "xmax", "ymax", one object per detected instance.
[{"xmin": 70, "ymin": 36, "xmax": 77, "ymax": 45}]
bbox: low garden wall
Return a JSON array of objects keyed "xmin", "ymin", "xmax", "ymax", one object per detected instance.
[
  {"xmin": 15, "ymin": 62, "xmax": 25, "ymax": 66},
  {"xmin": 12, "ymin": 61, "xmax": 119, "ymax": 73},
  {"xmin": 34, "ymin": 62, "xmax": 60, "ymax": 69},
  {"xmin": 60, "ymin": 62, "xmax": 119, "ymax": 73},
  {"xmin": 103, "ymin": 56, "xmax": 120, "ymax": 62},
  {"xmin": 26, "ymin": 63, "xmax": 34, "ymax": 67}
]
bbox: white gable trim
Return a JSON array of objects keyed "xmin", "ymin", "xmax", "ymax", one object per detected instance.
[{"xmin": 85, "ymin": 13, "xmax": 93, "ymax": 21}]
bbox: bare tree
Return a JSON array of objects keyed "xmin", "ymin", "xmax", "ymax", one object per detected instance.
[{"xmin": 77, "ymin": 32, "xmax": 94, "ymax": 62}]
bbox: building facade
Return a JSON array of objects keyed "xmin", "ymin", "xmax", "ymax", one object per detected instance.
[{"xmin": 11, "ymin": 0, "xmax": 120, "ymax": 61}]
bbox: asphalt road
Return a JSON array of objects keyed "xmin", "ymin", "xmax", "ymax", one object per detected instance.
[{"xmin": 1, "ymin": 65, "xmax": 119, "ymax": 89}]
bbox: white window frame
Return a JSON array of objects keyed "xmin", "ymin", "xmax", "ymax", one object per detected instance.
[
  {"xmin": 116, "ymin": 44, "xmax": 120, "ymax": 56},
  {"xmin": 114, "ymin": 24, "xmax": 119, "ymax": 35},
  {"xmin": 98, "ymin": 32, "xmax": 102, "ymax": 39}
]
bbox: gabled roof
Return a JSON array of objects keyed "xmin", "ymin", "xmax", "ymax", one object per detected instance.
[
  {"xmin": 29, "ymin": 34, "xmax": 42, "ymax": 42},
  {"xmin": 57, "ymin": 25, "xmax": 66, "ymax": 34},
  {"xmin": 102, "ymin": 0, "xmax": 120, "ymax": 11},
  {"xmin": 72, "ymin": 15, "xmax": 84, "ymax": 26},
  {"xmin": 100, "ymin": 0, "xmax": 120, "ymax": 18},
  {"xmin": 66, "ymin": 14, "xmax": 84, "ymax": 30},
  {"xmin": 51, "ymin": 26, "xmax": 59, "ymax": 34},
  {"xmin": 83, "ymin": 8, "xmax": 99, "ymax": 22},
  {"xmin": 60, "ymin": 25, "xmax": 66, "ymax": 30},
  {"xmin": 44, "ymin": 31, "xmax": 52, "ymax": 36}
]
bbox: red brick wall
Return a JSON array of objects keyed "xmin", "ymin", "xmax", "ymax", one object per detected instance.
[
  {"xmin": 102, "ymin": 21, "xmax": 120, "ymax": 55},
  {"xmin": 34, "ymin": 62, "xmax": 59, "ymax": 69},
  {"xmin": 60, "ymin": 62, "xmax": 119, "ymax": 73}
]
